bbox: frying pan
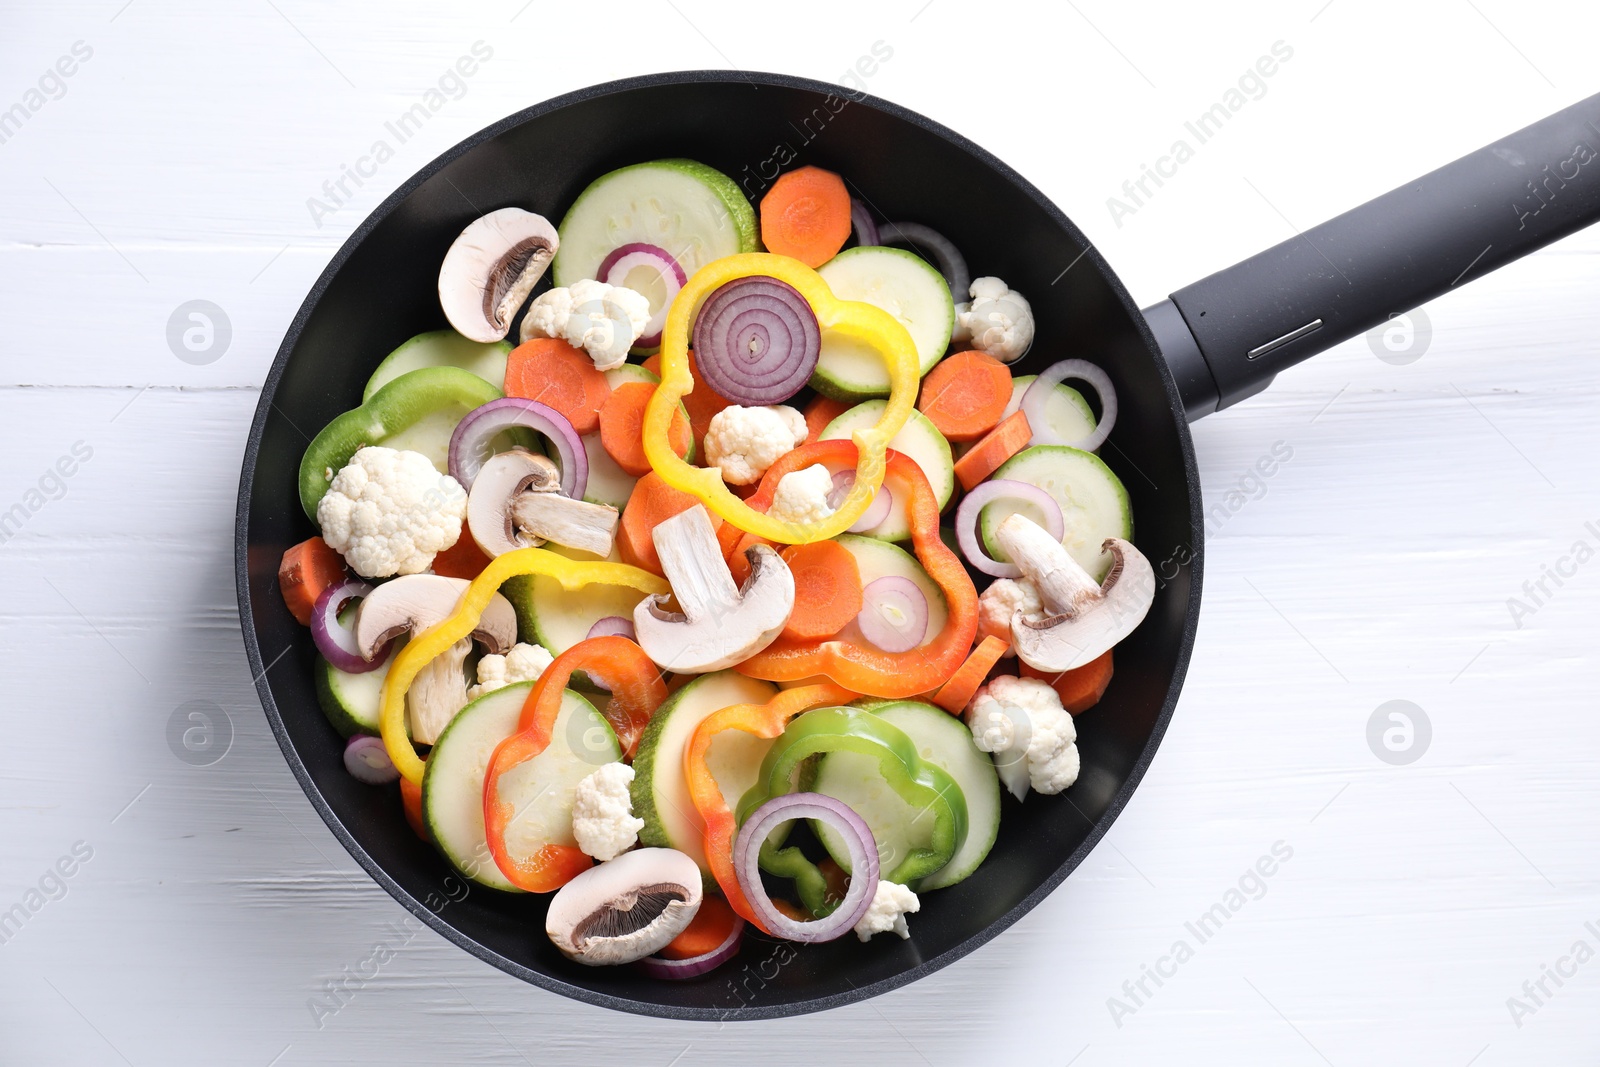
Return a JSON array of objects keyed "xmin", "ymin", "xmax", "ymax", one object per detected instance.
[{"xmin": 236, "ymin": 71, "xmax": 1600, "ymax": 1020}]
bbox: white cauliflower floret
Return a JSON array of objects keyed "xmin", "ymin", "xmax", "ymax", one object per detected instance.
[
  {"xmin": 967, "ymin": 675, "xmax": 1079, "ymax": 795},
  {"xmin": 954, "ymin": 276, "xmax": 1034, "ymax": 363},
  {"xmin": 467, "ymin": 641, "xmax": 553, "ymax": 701},
  {"xmin": 976, "ymin": 577, "xmax": 1043, "ymax": 657},
  {"xmin": 315, "ymin": 447, "xmax": 465, "ymax": 578},
  {"xmin": 767, "ymin": 463, "xmax": 836, "ymax": 526},
  {"xmin": 570, "ymin": 762, "xmax": 644, "ymax": 861},
  {"xmin": 854, "ymin": 880, "xmax": 920, "ymax": 941},
  {"xmin": 702, "ymin": 404, "xmax": 807, "ymax": 485},
  {"xmin": 521, "ymin": 279, "xmax": 651, "ymax": 371}
]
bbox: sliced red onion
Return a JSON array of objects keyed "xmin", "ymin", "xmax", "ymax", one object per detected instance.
[
  {"xmin": 448, "ymin": 396, "xmax": 586, "ymax": 499},
  {"xmin": 344, "ymin": 735, "xmax": 399, "ymax": 784},
  {"xmin": 879, "ymin": 222, "xmax": 970, "ymax": 301},
  {"xmin": 828, "ymin": 471, "xmax": 892, "ymax": 533},
  {"xmin": 849, "ymin": 198, "xmax": 879, "ymax": 248},
  {"xmin": 311, "ymin": 579, "xmax": 388, "ymax": 673},
  {"xmin": 856, "ymin": 575, "xmax": 929, "ymax": 653},
  {"xmin": 599, "ymin": 242, "xmax": 687, "ymax": 349},
  {"xmin": 955, "ymin": 479, "xmax": 1065, "ymax": 578},
  {"xmin": 1022, "ymin": 359, "xmax": 1117, "ymax": 452},
  {"xmin": 637, "ymin": 917, "xmax": 745, "ymax": 980},
  {"xmin": 734, "ymin": 793, "xmax": 878, "ymax": 942},
  {"xmin": 691, "ymin": 276, "xmax": 820, "ymax": 406},
  {"xmin": 586, "ymin": 616, "xmax": 636, "ymax": 642}
]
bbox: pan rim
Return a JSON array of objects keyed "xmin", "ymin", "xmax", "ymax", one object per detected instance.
[{"xmin": 234, "ymin": 67, "xmax": 1204, "ymax": 1021}]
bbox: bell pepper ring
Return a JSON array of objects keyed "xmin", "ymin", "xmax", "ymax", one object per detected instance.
[
  {"xmin": 683, "ymin": 683, "xmax": 858, "ymax": 933},
  {"xmin": 643, "ymin": 253, "xmax": 920, "ymax": 544},
  {"xmin": 378, "ymin": 547, "xmax": 668, "ymax": 786},
  {"xmin": 481, "ymin": 635, "xmax": 668, "ymax": 893},
  {"xmin": 733, "ymin": 440, "xmax": 980, "ymax": 698}
]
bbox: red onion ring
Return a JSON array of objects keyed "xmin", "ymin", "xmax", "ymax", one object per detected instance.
[
  {"xmin": 310, "ymin": 579, "xmax": 390, "ymax": 673},
  {"xmin": 1022, "ymin": 359, "xmax": 1117, "ymax": 451},
  {"xmin": 954, "ymin": 479, "xmax": 1066, "ymax": 578},
  {"xmin": 636, "ymin": 917, "xmax": 745, "ymax": 980},
  {"xmin": 344, "ymin": 735, "xmax": 399, "ymax": 784},
  {"xmin": 828, "ymin": 471, "xmax": 892, "ymax": 533},
  {"xmin": 849, "ymin": 198, "xmax": 879, "ymax": 248},
  {"xmin": 598, "ymin": 242, "xmax": 687, "ymax": 349},
  {"xmin": 447, "ymin": 396, "xmax": 586, "ymax": 499},
  {"xmin": 856, "ymin": 575, "xmax": 929, "ymax": 653},
  {"xmin": 879, "ymin": 222, "xmax": 970, "ymax": 301},
  {"xmin": 586, "ymin": 615, "xmax": 636, "ymax": 642},
  {"xmin": 691, "ymin": 276, "xmax": 820, "ymax": 406},
  {"xmin": 734, "ymin": 793, "xmax": 878, "ymax": 942}
]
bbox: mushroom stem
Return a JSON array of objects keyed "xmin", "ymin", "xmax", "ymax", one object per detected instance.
[
  {"xmin": 993, "ymin": 513, "xmax": 1101, "ymax": 616},
  {"xmin": 511, "ymin": 492, "xmax": 620, "ymax": 558},
  {"xmin": 407, "ymin": 637, "xmax": 473, "ymax": 745}
]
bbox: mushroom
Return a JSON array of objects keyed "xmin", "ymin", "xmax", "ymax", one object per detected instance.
[
  {"xmin": 352, "ymin": 574, "xmax": 518, "ymax": 744},
  {"xmin": 438, "ymin": 208, "xmax": 559, "ymax": 342},
  {"xmin": 633, "ymin": 505, "xmax": 794, "ymax": 673},
  {"xmin": 466, "ymin": 448, "xmax": 620, "ymax": 558},
  {"xmin": 993, "ymin": 513, "xmax": 1155, "ymax": 673},
  {"xmin": 546, "ymin": 848, "xmax": 703, "ymax": 966}
]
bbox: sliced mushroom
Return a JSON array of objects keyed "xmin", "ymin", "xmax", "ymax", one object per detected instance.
[
  {"xmin": 438, "ymin": 208, "xmax": 559, "ymax": 342},
  {"xmin": 353, "ymin": 574, "xmax": 518, "ymax": 744},
  {"xmin": 546, "ymin": 848, "xmax": 703, "ymax": 966},
  {"xmin": 466, "ymin": 448, "xmax": 619, "ymax": 558},
  {"xmin": 633, "ymin": 505, "xmax": 794, "ymax": 673},
  {"xmin": 994, "ymin": 513, "xmax": 1155, "ymax": 673}
]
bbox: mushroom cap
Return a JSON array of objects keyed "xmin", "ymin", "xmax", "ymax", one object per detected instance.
[
  {"xmin": 438, "ymin": 208, "xmax": 559, "ymax": 342},
  {"xmin": 465, "ymin": 448, "xmax": 562, "ymax": 557},
  {"xmin": 352, "ymin": 573, "xmax": 518, "ymax": 660},
  {"xmin": 1009, "ymin": 535, "xmax": 1155, "ymax": 673},
  {"xmin": 545, "ymin": 848, "xmax": 703, "ymax": 966}
]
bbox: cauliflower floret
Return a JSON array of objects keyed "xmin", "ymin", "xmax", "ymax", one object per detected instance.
[
  {"xmin": 767, "ymin": 463, "xmax": 836, "ymax": 526},
  {"xmin": 701, "ymin": 404, "xmax": 807, "ymax": 485},
  {"xmin": 967, "ymin": 675, "xmax": 1079, "ymax": 795},
  {"xmin": 521, "ymin": 279, "xmax": 651, "ymax": 371},
  {"xmin": 467, "ymin": 641, "xmax": 553, "ymax": 701},
  {"xmin": 854, "ymin": 880, "xmax": 920, "ymax": 941},
  {"xmin": 954, "ymin": 277, "xmax": 1034, "ymax": 363},
  {"xmin": 315, "ymin": 447, "xmax": 466, "ymax": 578},
  {"xmin": 976, "ymin": 577, "xmax": 1043, "ymax": 656},
  {"xmin": 570, "ymin": 762, "xmax": 644, "ymax": 861}
]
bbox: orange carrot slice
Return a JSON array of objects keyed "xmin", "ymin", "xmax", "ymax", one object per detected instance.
[
  {"xmin": 1020, "ymin": 651, "xmax": 1114, "ymax": 715},
  {"xmin": 645, "ymin": 349, "xmax": 732, "ymax": 452},
  {"xmin": 918, "ymin": 350, "xmax": 1013, "ymax": 441},
  {"xmin": 803, "ymin": 394, "xmax": 851, "ymax": 445},
  {"xmin": 759, "ymin": 166, "xmax": 853, "ymax": 268},
  {"xmin": 931, "ymin": 636, "xmax": 1009, "ymax": 714},
  {"xmin": 657, "ymin": 896, "xmax": 742, "ymax": 960},
  {"xmin": 503, "ymin": 337, "xmax": 609, "ymax": 435},
  {"xmin": 599, "ymin": 381, "xmax": 691, "ymax": 477},
  {"xmin": 618, "ymin": 471, "xmax": 721, "ymax": 576},
  {"xmin": 278, "ymin": 536, "xmax": 348, "ymax": 626},
  {"xmin": 953, "ymin": 410, "xmax": 1033, "ymax": 492},
  {"xmin": 779, "ymin": 540, "xmax": 864, "ymax": 641}
]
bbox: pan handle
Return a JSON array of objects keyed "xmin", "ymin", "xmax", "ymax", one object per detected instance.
[{"xmin": 1145, "ymin": 91, "xmax": 1600, "ymax": 420}]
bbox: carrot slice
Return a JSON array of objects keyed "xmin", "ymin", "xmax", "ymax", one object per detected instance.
[
  {"xmin": 657, "ymin": 896, "xmax": 741, "ymax": 960},
  {"xmin": 803, "ymin": 394, "xmax": 851, "ymax": 445},
  {"xmin": 503, "ymin": 337, "xmax": 609, "ymax": 435},
  {"xmin": 1020, "ymin": 651, "xmax": 1115, "ymax": 715},
  {"xmin": 645, "ymin": 349, "xmax": 732, "ymax": 451},
  {"xmin": 918, "ymin": 351, "xmax": 1013, "ymax": 442},
  {"xmin": 779, "ymin": 540, "xmax": 864, "ymax": 640},
  {"xmin": 400, "ymin": 777, "xmax": 429, "ymax": 842},
  {"xmin": 953, "ymin": 410, "xmax": 1033, "ymax": 492},
  {"xmin": 599, "ymin": 381, "xmax": 691, "ymax": 477},
  {"xmin": 618, "ymin": 471, "xmax": 721, "ymax": 576},
  {"xmin": 278, "ymin": 536, "xmax": 348, "ymax": 626},
  {"xmin": 429, "ymin": 530, "xmax": 490, "ymax": 580},
  {"xmin": 932, "ymin": 636, "xmax": 1009, "ymax": 714},
  {"xmin": 759, "ymin": 166, "xmax": 853, "ymax": 268}
]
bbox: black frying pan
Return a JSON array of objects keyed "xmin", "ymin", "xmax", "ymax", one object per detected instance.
[{"xmin": 236, "ymin": 71, "xmax": 1600, "ymax": 1020}]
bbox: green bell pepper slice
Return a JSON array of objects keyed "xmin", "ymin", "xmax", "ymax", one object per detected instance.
[
  {"xmin": 296, "ymin": 365, "xmax": 504, "ymax": 520},
  {"xmin": 737, "ymin": 706, "xmax": 968, "ymax": 913}
]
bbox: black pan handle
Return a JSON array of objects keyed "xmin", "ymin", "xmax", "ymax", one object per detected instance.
[{"xmin": 1145, "ymin": 92, "xmax": 1600, "ymax": 420}]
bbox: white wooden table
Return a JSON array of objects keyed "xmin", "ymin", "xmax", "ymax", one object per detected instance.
[{"xmin": 3, "ymin": 2, "xmax": 1597, "ymax": 1063}]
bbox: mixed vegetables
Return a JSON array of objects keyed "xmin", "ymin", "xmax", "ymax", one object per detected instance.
[{"xmin": 278, "ymin": 156, "xmax": 1155, "ymax": 973}]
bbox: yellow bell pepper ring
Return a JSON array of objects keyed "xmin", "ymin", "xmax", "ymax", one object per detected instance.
[
  {"xmin": 642, "ymin": 253, "xmax": 920, "ymax": 544},
  {"xmin": 378, "ymin": 547, "xmax": 668, "ymax": 785}
]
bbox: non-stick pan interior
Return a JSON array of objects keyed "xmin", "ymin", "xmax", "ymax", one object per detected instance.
[{"xmin": 238, "ymin": 71, "xmax": 1202, "ymax": 1019}]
